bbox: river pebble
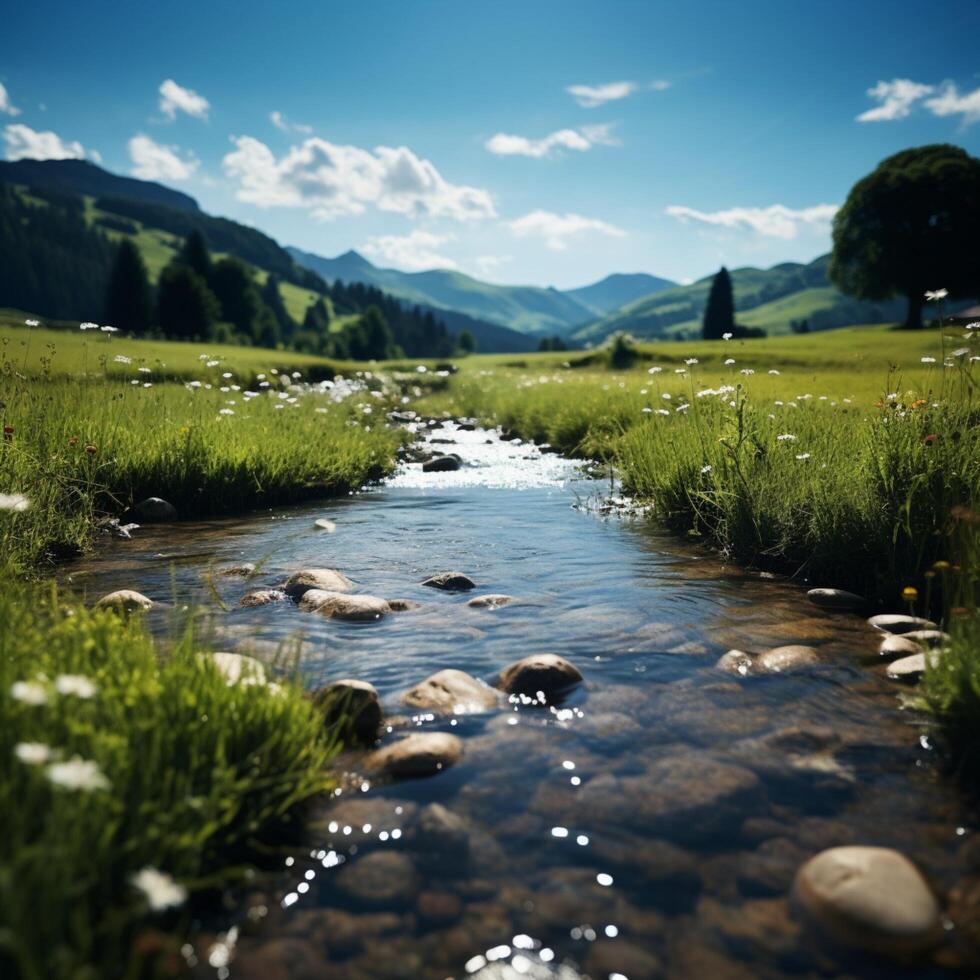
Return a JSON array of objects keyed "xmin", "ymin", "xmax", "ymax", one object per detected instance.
[
  {"xmin": 422, "ymin": 571, "xmax": 476, "ymax": 591},
  {"xmin": 282, "ymin": 567, "xmax": 354, "ymax": 597},
  {"xmin": 807, "ymin": 588, "xmax": 865, "ymax": 610},
  {"xmin": 498, "ymin": 653, "xmax": 583, "ymax": 699},
  {"xmin": 299, "ymin": 590, "xmax": 390, "ymax": 621},
  {"xmin": 756, "ymin": 645, "xmax": 821, "ymax": 672},
  {"xmin": 366, "ymin": 732, "xmax": 463, "ymax": 779},
  {"xmin": 402, "ymin": 668, "xmax": 500, "ymax": 714},
  {"xmin": 94, "ymin": 589, "xmax": 153, "ymax": 612},
  {"xmin": 868, "ymin": 614, "xmax": 937, "ymax": 635}
]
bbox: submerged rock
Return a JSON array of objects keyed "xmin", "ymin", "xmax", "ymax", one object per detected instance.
[
  {"xmin": 387, "ymin": 598, "xmax": 421, "ymax": 612},
  {"xmin": 467, "ymin": 594, "xmax": 513, "ymax": 609},
  {"xmin": 366, "ymin": 732, "xmax": 462, "ymax": 779},
  {"xmin": 313, "ymin": 679, "xmax": 382, "ymax": 741},
  {"xmin": 868, "ymin": 614, "xmax": 937, "ymax": 635},
  {"xmin": 95, "ymin": 589, "xmax": 153, "ymax": 612},
  {"xmin": 414, "ymin": 802, "xmax": 471, "ymax": 856},
  {"xmin": 335, "ymin": 851, "xmax": 420, "ymax": 909},
  {"xmin": 218, "ymin": 562, "xmax": 256, "ymax": 577},
  {"xmin": 499, "ymin": 653, "xmax": 583, "ymax": 699},
  {"xmin": 422, "ymin": 571, "xmax": 476, "ymax": 591},
  {"xmin": 299, "ymin": 590, "xmax": 389, "ymax": 621},
  {"xmin": 422, "ymin": 454, "xmax": 462, "ymax": 473},
  {"xmin": 807, "ymin": 588, "xmax": 865, "ymax": 610},
  {"xmin": 240, "ymin": 588, "xmax": 288, "ymax": 607},
  {"xmin": 756, "ymin": 645, "xmax": 820, "ymax": 673},
  {"xmin": 792, "ymin": 846, "xmax": 942, "ymax": 958},
  {"xmin": 282, "ymin": 567, "xmax": 353, "ymax": 597},
  {"xmin": 402, "ymin": 668, "xmax": 500, "ymax": 714},
  {"xmin": 716, "ymin": 649, "xmax": 755, "ymax": 676},
  {"xmin": 130, "ymin": 496, "xmax": 177, "ymax": 522}
]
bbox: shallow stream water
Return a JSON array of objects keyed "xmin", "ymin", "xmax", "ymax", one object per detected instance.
[{"xmin": 67, "ymin": 421, "xmax": 977, "ymax": 979}]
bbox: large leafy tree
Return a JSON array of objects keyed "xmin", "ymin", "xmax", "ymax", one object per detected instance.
[
  {"xmin": 830, "ymin": 144, "xmax": 980, "ymax": 328},
  {"xmin": 702, "ymin": 267, "xmax": 734, "ymax": 339},
  {"xmin": 104, "ymin": 239, "xmax": 151, "ymax": 334}
]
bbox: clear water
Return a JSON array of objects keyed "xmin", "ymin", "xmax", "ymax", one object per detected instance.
[{"xmin": 67, "ymin": 422, "xmax": 974, "ymax": 979}]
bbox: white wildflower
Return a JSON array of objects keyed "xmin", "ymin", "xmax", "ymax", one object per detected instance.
[
  {"xmin": 15, "ymin": 742, "xmax": 52, "ymax": 765},
  {"xmin": 222, "ymin": 372, "xmax": 232, "ymax": 379},
  {"xmin": 24, "ymin": 319, "xmax": 40, "ymax": 327},
  {"xmin": 776, "ymin": 433, "xmax": 797, "ymax": 442},
  {"xmin": 952, "ymin": 347, "xmax": 969, "ymax": 357},
  {"xmin": 55, "ymin": 674, "xmax": 97, "ymax": 699},
  {"xmin": 647, "ymin": 366, "xmax": 662, "ymax": 374},
  {"xmin": 921, "ymin": 356, "xmax": 936, "ymax": 363},
  {"xmin": 655, "ymin": 408, "xmax": 670, "ymax": 416},
  {"xmin": 46, "ymin": 756, "xmax": 110, "ymax": 792},
  {"xmin": 219, "ymin": 409, "xmax": 235, "ymax": 416},
  {"xmin": 796, "ymin": 453, "xmax": 811, "ymax": 460},
  {"xmin": 740, "ymin": 368, "xmax": 755, "ymax": 376},
  {"xmin": 113, "ymin": 355, "xmax": 132, "ymax": 364},
  {"xmin": 138, "ymin": 367, "xmax": 151, "ymax": 374},
  {"xmin": 684, "ymin": 358, "xmax": 699, "ymax": 366},
  {"xmin": 701, "ymin": 464, "xmax": 712, "ymax": 474},
  {"xmin": 206, "ymin": 360, "xmax": 220, "ymax": 368},
  {"xmin": 724, "ymin": 358, "xmax": 735, "ymax": 365},
  {"xmin": 722, "ymin": 332, "xmax": 733, "ymax": 340},
  {"xmin": 0, "ymin": 493, "xmax": 30, "ymax": 512},
  {"xmin": 100, "ymin": 325, "xmax": 118, "ymax": 334},
  {"xmin": 662, "ymin": 392, "xmax": 671, "ymax": 400},
  {"xmin": 924, "ymin": 288, "xmax": 948, "ymax": 301},
  {"xmin": 79, "ymin": 322, "xmax": 98, "ymax": 331},
  {"xmin": 132, "ymin": 867, "xmax": 188, "ymax": 911},
  {"xmin": 768, "ymin": 369, "xmax": 780, "ymax": 375},
  {"xmin": 11, "ymin": 680, "xmax": 47, "ymax": 705}
]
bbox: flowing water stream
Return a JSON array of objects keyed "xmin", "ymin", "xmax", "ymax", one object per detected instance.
[{"xmin": 67, "ymin": 421, "xmax": 976, "ymax": 979}]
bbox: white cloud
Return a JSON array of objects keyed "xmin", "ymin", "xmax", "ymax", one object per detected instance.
[
  {"xmin": 270, "ymin": 110, "xmax": 312, "ymax": 135},
  {"xmin": 0, "ymin": 82, "xmax": 20, "ymax": 116},
  {"xmin": 857, "ymin": 78, "xmax": 934, "ymax": 122},
  {"xmin": 128, "ymin": 134, "xmax": 198, "ymax": 181},
  {"xmin": 222, "ymin": 135, "xmax": 495, "ymax": 222},
  {"xmin": 4, "ymin": 123, "xmax": 85, "ymax": 161},
  {"xmin": 473, "ymin": 254, "xmax": 512, "ymax": 277},
  {"xmin": 158, "ymin": 79, "xmax": 210, "ymax": 121},
  {"xmin": 925, "ymin": 83, "xmax": 980, "ymax": 126},
  {"xmin": 507, "ymin": 209, "xmax": 626, "ymax": 251},
  {"xmin": 486, "ymin": 123, "xmax": 617, "ymax": 158},
  {"xmin": 665, "ymin": 203, "xmax": 839, "ymax": 239},
  {"xmin": 649, "ymin": 80, "xmax": 672, "ymax": 92},
  {"xmin": 566, "ymin": 81, "xmax": 636, "ymax": 108},
  {"xmin": 361, "ymin": 230, "xmax": 458, "ymax": 271}
]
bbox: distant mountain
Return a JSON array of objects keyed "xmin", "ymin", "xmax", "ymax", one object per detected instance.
[
  {"xmin": 565, "ymin": 272, "xmax": 675, "ymax": 317},
  {"xmin": 0, "ymin": 158, "xmax": 199, "ymax": 213},
  {"xmin": 572, "ymin": 254, "xmax": 907, "ymax": 343},
  {"xmin": 290, "ymin": 246, "xmax": 598, "ymax": 336}
]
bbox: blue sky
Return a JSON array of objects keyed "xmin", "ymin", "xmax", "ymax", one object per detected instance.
[{"xmin": 2, "ymin": 0, "xmax": 979, "ymax": 288}]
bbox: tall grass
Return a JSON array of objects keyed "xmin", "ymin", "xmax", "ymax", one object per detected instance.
[
  {"xmin": 0, "ymin": 586, "xmax": 339, "ymax": 980},
  {"xmin": 0, "ymin": 371, "xmax": 402, "ymax": 574}
]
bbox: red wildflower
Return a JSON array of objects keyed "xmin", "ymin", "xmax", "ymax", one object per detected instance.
[{"xmin": 923, "ymin": 434, "xmax": 938, "ymax": 445}]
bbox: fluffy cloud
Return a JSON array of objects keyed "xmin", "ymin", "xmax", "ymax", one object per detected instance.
[
  {"xmin": 4, "ymin": 123, "xmax": 85, "ymax": 161},
  {"xmin": 925, "ymin": 83, "xmax": 980, "ymax": 126},
  {"xmin": 665, "ymin": 203, "xmax": 839, "ymax": 239},
  {"xmin": 566, "ymin": 81, "xmax": 636, "ymax": 108},
  {"xmin": 270, "ymin": 110, "xmax": 312, "ymax": 135},
  {"xmin": 0, "ymin": 83, "xmax": 20, "ymax": 116},
  {"xmin": 158, "ymin": 79, "xmax": 210, "ymax": 121},
  {"xmin": 222, "ymin": 135, "xmax": 495, "ymax": 222},
  {"xmin": 473, "ymin": 254, "xmax": 512, "ymax": 277},
  {"xmin": 128, "ymin": 134, "xmax": 198, "ymax": 181},
  {"xmin": 857, "ymin": 78, "xmax": 934, "ymax": 122},
  {"xmin": 485, "ymin": 123, "xmax": 617, "ymax": 158},
  {"xmin": 507, "ymin": 209, "xmax": 626, "ymax": 250},
  {"xmin": 361, "ymin": 230, "xmax": 458, "ymax": 271}
]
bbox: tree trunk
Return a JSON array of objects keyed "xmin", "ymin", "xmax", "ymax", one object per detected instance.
[{"xmin": 904, "ymin": 292, "xmax": 924, "ymax": 329}]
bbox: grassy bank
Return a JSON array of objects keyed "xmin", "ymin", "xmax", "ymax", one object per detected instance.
[{"xmin": 0, "ymin": 587, "xmax": 338, "ymax": 980}]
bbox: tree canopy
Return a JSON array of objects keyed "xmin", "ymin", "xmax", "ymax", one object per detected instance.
[
  {"xmin": 104, "ymin": 239, "xmax": 151, "ymax": 333},
  {"xmin": 829, "ymin": 144, "xmax": 980, "ymax": 328}
]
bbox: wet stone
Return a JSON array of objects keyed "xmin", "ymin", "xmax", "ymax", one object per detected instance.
[
  {"xmin": 402, "ymin": 668, "xmax": 500, "ymax": 714},
  {"xmin": 886, "ymin": 650, "xmax": 942, "ymax": 682},
  {"xmin": 756, "ymin": 644, "xmax": 821, "ymax": 673},
  {"xmin": 231, "ymin": 938, "xmax": 325, "ymax": 980},
  {"xmin": 466, "ymin": 593, "xmax": 513, "ymax": 609},
  {"xmin": 421, "ymin": 454, "xmax": 462, "ymax": 473},
  {"xmin": 387, "ymin": 598, "xmax": 421, "ymax": 612},
  {"xmin": 807, "ymin": 587, "xmax": 865, "ymax": 610},
  {"xmin": 498, "ymin": 653, "xmax": 582, "ymax": 699},
  {"xmin": 218, "ymin": 562, "xmax": 255, "ymax": 577},
  {"xmin": 879, "ymin": 634, "xmax": 923, "ymax": 659},
  {"xmin": 414, "ymin": 803, "xmax": 471, "ymax": 858},
  {"xmin": 129, "ymin": 496, "xmax": 178, "ymax": 522},
  {"xmin": 584, "ymin": 939, "xmax": 663, "ymax": 980},
  {"xmin": 903, "ymin": 629, "xmax": 950, "ymax": 647},
  {"xmin": 716, "ymin": 649, "xmax": 754, "ymax": 676},
  {"xmin": 792, "ymin": 846, "xmax": 942, "ymax": 958},
  {"xmin": 95, "ymin": 589, "xmax": 153, "ymax": 612},
  {"xmin": 415, "ymin": 890, "xmax": 462, "ymax": 925},
  {"xmin": 240, "ymin": 588, "xmax": 287, "ymax": 607},
  {"xmin": 282, "ymin": 567, "xmax": 354, "ymax": 597},
  {"xmin": 202, "ymin": 651, "xmax": 268, "ymax": 686},
  {"xmin": 299, "ymin": 590, "xmax": 390, "ymax": 621},
  {"xmin": 366, "ymin": 732, "xmax": 462, "ymax": 779},
  {"xmin": 334, "ymin": 851, "xmax": 420, "ymax": 910},
  {"xmin": 313, "ymin": 679, "xmax": 382, "ymax": 741},
  {"xmin": 421, "ymin": 571, "xmax": 476, "ymax": 591},
  {"xmin": 868, "ymin": 613, "xmax": 937, "ymax": 635}
]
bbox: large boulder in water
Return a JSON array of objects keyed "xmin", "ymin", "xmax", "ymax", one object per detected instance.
[
  {"xmin": 130, "ymin": 497, "xmax": 178, "ymax": 522},
  {"xmin": 756, "ymin": 645, "xmax": 820, "ymax": 673},
  {"xmin": 299, "ymin": 590, "xmax": 389, "ymax": 621},
  {"xmin": 282, "ymin": 568, "xmax": 353, "ymax": 598},
  {"xmin": 422, "ymin": 571, "xmax": 476, "ymax": 591},
  {"xmin": 792, "ymin": 846, "xmax": 942, "ymax": 958},
  {"xmin": 313, "ymin": 679, "xmax": 382, "ymax": 742},
  {"xmin": 867, "ymin": 614, "xmax": 937, "ymax": 635},
  {"xmin": 499, "ymin": 653, "xmax": 582, "ymax": 700},
  {"xmin": 422, "ymin": 454, "xmax": 462, "ymax": 473},
  {"xmin": 95, "ymin": 589, "xmax": 153, "ymax": 613},
  {"xmin": 366, "ymin": 732, "xmax": 462, "ymax": 779},
  {"xmin": 402, "ymin": 669, "xmax": 500, "ymax": 714}
]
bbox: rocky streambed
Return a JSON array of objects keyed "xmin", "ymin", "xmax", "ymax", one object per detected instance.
[{"xmin": 68, "ymin": 419, "xmax": 979, "ymax": 978}]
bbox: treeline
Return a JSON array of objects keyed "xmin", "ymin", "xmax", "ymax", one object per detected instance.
[
  {"xmin": 0, "ymin": 181, "xmax": 466, "ymax": 359},
  {"xmin": 0, "ymin": 184, "xmax": 114, "ymax": 319}
]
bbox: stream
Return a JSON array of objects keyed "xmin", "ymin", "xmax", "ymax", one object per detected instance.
[{"xmin": 67, "ymin": 420, "xmax": 975, "ymax": 979}]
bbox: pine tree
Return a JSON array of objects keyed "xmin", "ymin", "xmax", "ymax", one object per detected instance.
[
  {"xmin": 178, "ymin": 229, "xmax": 212, "ymax": 282},
  {"xmin": 702, "ymin": 267, "xmax": 735, "ymax": 340},
  {"xmin": 157, "ymin": 265, "xmax": 220, "ymax": 340},
  {"xmin": 260, "ymin": 273, "xmax": 296, "ymax": 337},
  {"xmin": 458, "ymin": 330, "xmax": 475, "ymax": 354},
  {"xmin": 104, "ymin": 239, "xmax": 152, "ymax": 333},
  {"xmin": 355, "ymin": 305, "xmax": 397, "ymax": 360}
]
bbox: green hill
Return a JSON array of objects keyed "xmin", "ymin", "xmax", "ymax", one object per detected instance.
[
  {"xmin": 564, "ymin": 272, "xmax": 675, "ymax": 317},
  {"xmin": 572, "ymin": 254, "xmax": 908, "ymax": 343}
]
